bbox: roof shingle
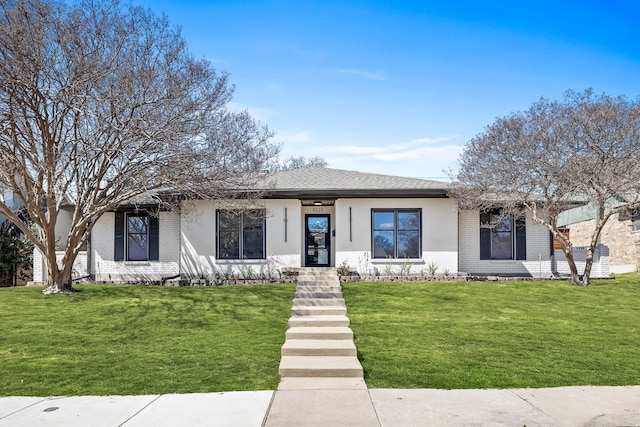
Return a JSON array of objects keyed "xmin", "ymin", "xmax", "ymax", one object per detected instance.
[{"xmin": 260, "ymin": 168, "xmax": 449, "ymax": 198}]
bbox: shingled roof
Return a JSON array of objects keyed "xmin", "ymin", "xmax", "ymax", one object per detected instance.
[{"xmin": 261, "ymin": 167, "xmax": 449, "ymax": 198}]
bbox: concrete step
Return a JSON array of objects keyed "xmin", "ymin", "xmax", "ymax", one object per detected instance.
[
  {"xmin": 292, "ymin": 298, "xmax": 346, "ymax": 307},
  {"xmin": 291, "ymin": 306, "xmax": 347, "ymax": 316},
  {"xmin": 286, "ymin": 326, "xmax": 353, "ymax": 340},
  {"xmin": 279, "ymin": 356, "xmax": 363, "ymax": 378},
  {"xmin": 282, "ymin": 339, "xmax": 357, "ymax": 356},
  {"xmin": 277, "ymin": 377, "xmax": 367, "ymax": 390},
  {"xmin": 288, "ymin": 315, "xmax": 350, "ymax": 328},
  {"xmin": 300, "ymin": 276, "xmax": 337, "ymax": 280},
  {"xmin": 296, "ymin": 285, "xmax": 342, "ymax": 293},
  {"xmin": 295, "ymin": 290, "xmax": 343, "ymax": 299},
  {"xmin": 297, "ymin": 277, "xmax": 340, "ymax": 283},
  {"xmin": 297, "ymin": 283, "xmax": 341, "ymax": 289}
]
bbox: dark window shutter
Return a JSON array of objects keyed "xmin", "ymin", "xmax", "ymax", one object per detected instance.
[
  {"xmin": 149, "ymin": 215, "xmax": 159, "ymax": 261},
  {"xmin": 114, "ymin": 212, "xmax": 125, "ymax": 261},
  {"xmin": 479, "ymin": 212, "xmax": 491, "ymax": 260},
  {"xmin": 515, "ymin": 217, "xmax": 527, "ymax": 260},
  {"xmin": 550, "ymin": 231, "xmax": 555, "ymax": 256}
]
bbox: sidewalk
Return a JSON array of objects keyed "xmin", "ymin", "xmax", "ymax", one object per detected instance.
[{"xmin": 2, "ymin": 386, "xmax": 639, "ymax": 426}]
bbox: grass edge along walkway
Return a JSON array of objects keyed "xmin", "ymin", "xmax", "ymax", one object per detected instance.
[{"xmin": 342, "ymin": 274, "xmax": 640, "ymax": 390}]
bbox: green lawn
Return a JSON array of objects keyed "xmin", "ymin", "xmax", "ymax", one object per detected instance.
[
  {"xmin": 0, "ymin": 283, "xmax": 296, "ymax": 396},
  {"xmin": 3, "ymin": 277, "xmax": 639, "ymax": 396},
  {"xmin": 342, "ymin": 274, "xmax": 640, "ymax": 389}
]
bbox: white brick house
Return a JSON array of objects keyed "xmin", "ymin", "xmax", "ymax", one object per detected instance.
[{"xmin": 32, "ymin": 168, "xmax": 609, "ymax": 283}]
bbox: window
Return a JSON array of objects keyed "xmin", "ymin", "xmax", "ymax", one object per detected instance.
[
  {"xmin": 372, "ymin": 209, "xmax": 421, "ymax": 259},
  {"xmin": 217, "ymin": 210, "xmax": 265, "ymax": 259},
  {"xmin": 114, "ymin": 212, "xmax": 159, "ymax": 261},
  {"xmin": 480, "ymin": 211, "xmax": 526, "ymax": 260}
]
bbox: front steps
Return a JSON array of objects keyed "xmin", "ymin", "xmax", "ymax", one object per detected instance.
[
  {"xmin": 288, "ymin": 315, "xmax": 350, "ymax": 327},
  {"xmin": 277, "ymin": 268, "xmax": 365, "ymax": 390},
  {"xmin": 279, "ymin": 356, "xmax": 364, "ymax": 377},
  {"xmin": 282, "ymin": 339, "xmax": 357, "ymax": 356}
]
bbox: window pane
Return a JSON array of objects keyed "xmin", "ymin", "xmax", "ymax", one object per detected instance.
[
  {"xmin": 128, "ymin": 234, "xmax": 148, "ymax": 261},
  {"xmin": 492, "ymin": 215, "xmax": 513, "ymax": 233},
  {"xmin": 373, "ymin": 212, "xmax": 394, "ymax": 230},
  {"xmin": 398, "ymin": 212, "xmax": 419, "ymax": 231},
  {"xmin": 243, "ymin": 213, "xmax": 263, "ymax": 229},
  {"xmin": 398, "ymin": 231, "xmax": 420, "ymax": 258},
  {"xmin": 218, "ymin": 211, "xmax": 239, "ymax": 230},
  {"xmin": 127, "ymin": 215, "xmax": 148, "ymax": 261},
  {"xmin": 491, "ymin": 231, "xmax": 513, "ymax": 259},
  {"xmin": 218, "ymin": 230, "xmax": 239, "ymax": 259},
  {"xmin": 243, "ymin": 211, "xmax": 265, "ymax": 259},
  {"xmin": 373, "ymin": 231, "xmax": 395, "ymax": 258},
  {"xmin": 127, "ymin": 215, "xmax": 148, "ymax": 233},
  {"xmin": 243, "ymin": 228, "xmax": 264, "ymax": 259}
]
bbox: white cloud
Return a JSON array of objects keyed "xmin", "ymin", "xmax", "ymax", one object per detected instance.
[
  {"xmin": 407, "ymin": 136, "xmax": 454, "ymax": 145},
  {"xmin": 328, "ymin": 135, "xmax": 460, "ymax": 162},
  {"xmin": 338, "ymin": 68, "xmax": 387, "ymax": 81},
  {"xmin": 318, "ymin": 136, "xmax": 463, "ymax": 179}
]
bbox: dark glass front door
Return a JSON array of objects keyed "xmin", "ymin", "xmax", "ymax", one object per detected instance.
[{"xmin": 305, "ymin": 214, "xmax": 330, "ymax": 267}]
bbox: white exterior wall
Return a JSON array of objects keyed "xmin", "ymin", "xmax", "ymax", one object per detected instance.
[
  {"xmin": 92, "ymin": 211, "xmax": 180, "ymax": 282},
  {"xmin": 180, "ymin": 199, "xmax": 303, "ymax": 278},
  {"xmin": 31, "ymin": 250, "xmax": 87, "ymax": 284},
  {"xmin": 179, "ymin": 197, "xmax": 459, "ymax": 278},
  {"xmin": 458, "ymin": 210, "xmax": 553, "ymax": 277},
  {"xmin": 334, "ymin": 198, "xmax": 459, "ymax": 275},
  {"xmin": 54, "ymin": 209, "xmax": 73, "ymax": 250},
  {"xmin": 32, "ymin": 199, "xmax": 612, "ymax": 283},
  {"xmin": 266, "ymin": 200, "xmax": 304, "ymax": 268}
]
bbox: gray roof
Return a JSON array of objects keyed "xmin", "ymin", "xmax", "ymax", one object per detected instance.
[{"xmin": 260, "ymin": 168, "xmax": 449, "ymax": 198}]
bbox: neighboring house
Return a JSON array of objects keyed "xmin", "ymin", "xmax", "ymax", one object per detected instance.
[
  {"xmin": 32, "ymin": 168, "xmax": 610, "ymax": 283},
  {"xmin": 558, "ymin": 201, "xmax": 640, "ymax": 274}
]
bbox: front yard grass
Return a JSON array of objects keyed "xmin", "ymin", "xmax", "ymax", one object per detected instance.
[
  {"xmin": 3, "ymin": 276, "xmax": 639, "ymax": 396},
  {"xmin": 0, "ymin": 283, "xmax": 296, "ymax": 396},
  {"xmin": 342, "ymin": 274, "xmax": 640, "ymax": 389}
]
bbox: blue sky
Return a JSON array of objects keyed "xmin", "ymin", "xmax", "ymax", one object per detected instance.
[{"xmin": 135, "ymin": 1, "xmax": 640, "ymax": 180}]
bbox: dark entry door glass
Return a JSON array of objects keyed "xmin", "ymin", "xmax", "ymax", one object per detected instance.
[{"xmin": 306, "ymin": 215, "xmax": 330, "ymax": 267}]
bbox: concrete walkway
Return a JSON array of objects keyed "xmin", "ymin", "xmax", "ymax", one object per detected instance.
[
  {"xmin": 2, "ymin": 386, "xmax": 640, "ymax": 426},
  {"xmin": 265, "ymin": 267, "xmax": 377, "ymax": 426}
]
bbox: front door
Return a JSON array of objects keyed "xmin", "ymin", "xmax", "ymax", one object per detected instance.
[{"xmin": 305, "ymin": 214, "xmax": 330, "ymax": 267}]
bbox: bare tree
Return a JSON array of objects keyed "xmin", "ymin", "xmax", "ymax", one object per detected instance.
[
  {"xmin": 450, "ymin": 89, "xmax": 640, "ymax": 286},
  {"xmin": 278, "ymin": 155, "xmax": 328, "ymax": 170},
  {"xmin": 0, "ymin": 0, "xmax": 279, "ymax": 293}
]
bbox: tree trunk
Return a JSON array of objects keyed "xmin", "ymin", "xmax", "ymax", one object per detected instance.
[
  {"xmin": 581, "ymin": 247, "xmax": 595, "ymax": 287},
  {"xmin": 42, "ymin": 280, "xmax": 76, "ymax": 294},
  {"xmin": 562, "ymin": 248, "xmax": 586, "ymax": 286},
  {"xmin": 41, "ymin": 253, "xmax": 76, "ymax": 294}
]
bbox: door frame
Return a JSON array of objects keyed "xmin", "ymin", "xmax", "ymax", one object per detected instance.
[{"xmin": 305, "ymin": 213, "xmax": 331, "ymax": 267}]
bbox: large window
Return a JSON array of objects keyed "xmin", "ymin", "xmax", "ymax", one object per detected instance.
[
  {"xmin": 217, "ymin": 210, "xmax": 265, "ymax": 259},
  {"xmin": 127, "ymin": 214, "xmax": 149, "ymax": 261},
  {"xmin": 480, "ymin": 211, "xmax": 526, "ymax": 260},
  {"xmin": 372, "ymin": 209, "xmax": 421, "ymax": 259},
  {"xmin": 114, "ymin": 212, "xmax": 159, "ymax": 261}
]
